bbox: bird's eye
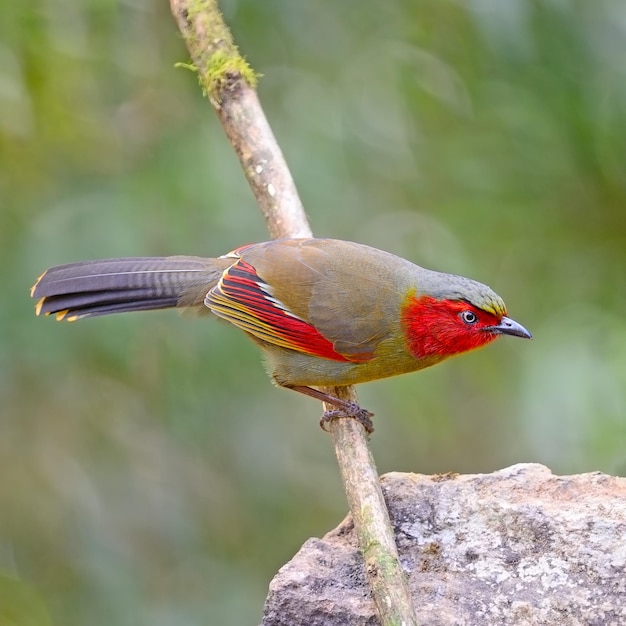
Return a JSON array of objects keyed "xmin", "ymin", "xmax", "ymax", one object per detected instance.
[{"xmin": 461, "ymin": 310, "xmax": 478, "ymax": 324}]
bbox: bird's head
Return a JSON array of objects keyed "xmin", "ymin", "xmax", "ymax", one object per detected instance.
[{"xmin": 401, "ymin": 273, "xmax": 531, "ymax": 360}]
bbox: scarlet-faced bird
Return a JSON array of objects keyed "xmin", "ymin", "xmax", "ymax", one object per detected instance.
[{"xmin": 31, "ymin": 238, "xmax": 531, "ymax": 432}]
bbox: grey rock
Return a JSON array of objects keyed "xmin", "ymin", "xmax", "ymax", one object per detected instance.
[{"xmin": 262, "ymin": 464, "xmax": 626, "ymax": 626}]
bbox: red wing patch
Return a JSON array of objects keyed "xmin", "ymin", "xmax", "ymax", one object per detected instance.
[{"xmin": 206, "ymin": 258, "xmax": 356, "ymax": 362}]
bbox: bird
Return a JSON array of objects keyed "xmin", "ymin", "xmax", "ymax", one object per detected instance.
[{"xmin": 31, "ymin": 238, "xmax": 531, "ymax": 432}]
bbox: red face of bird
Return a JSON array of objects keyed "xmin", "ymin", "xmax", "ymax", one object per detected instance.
[{"xmin": 402, "ymin": 293, "xmax": 531, "ymax": 360}]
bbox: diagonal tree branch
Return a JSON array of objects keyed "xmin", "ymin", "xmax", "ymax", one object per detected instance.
[
  {"xmin": 169, "ymin": 2, "xmax": 418, "ymax": 624},
  {"xmin": 170, "ymin": 0, "xmax": 310, "ymax": 240}
]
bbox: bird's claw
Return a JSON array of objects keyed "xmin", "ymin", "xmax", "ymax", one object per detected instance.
[{"xmin": 320, "ymin": 403, "xmax": 375, "ymax": 434}]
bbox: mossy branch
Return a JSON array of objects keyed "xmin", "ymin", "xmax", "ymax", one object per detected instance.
[
  {"xmin": 173, "ymin": 0, "xmax": 258, "ymax": 102},
  {"xmin": 169, "ymin": 2, "xmax": 419, "ymax": 625}
]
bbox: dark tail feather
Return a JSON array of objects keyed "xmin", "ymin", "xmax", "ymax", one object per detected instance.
[{"xmin": 31, "ymin": 256, "xmax": 225, "ymax": 320}]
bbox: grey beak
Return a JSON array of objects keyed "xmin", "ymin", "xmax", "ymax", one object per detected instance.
[{"xmin": 487, "ymin": 316, "xmax": 532, "ymax": 339}]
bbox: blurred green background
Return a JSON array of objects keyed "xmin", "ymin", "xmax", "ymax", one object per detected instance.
[{"xmin": 2, "ymin": 1, "xmax": 625, "ymax": 624}]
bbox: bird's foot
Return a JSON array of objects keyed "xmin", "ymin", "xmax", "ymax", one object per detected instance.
[
  {"xmin": 320, "ymin": 403, "xmax": 375, "ymax": 434},
  {"xmin": 282, "ymin": 384, "xmax": 375, "ymax": 434}
]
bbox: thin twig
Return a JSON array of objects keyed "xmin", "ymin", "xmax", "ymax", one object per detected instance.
[{"xmin": 169, "ymin": 2, "xmax": 418, "ymax": 624}]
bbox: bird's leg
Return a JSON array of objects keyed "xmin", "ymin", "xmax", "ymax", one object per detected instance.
[{"xmin": 284, "ymin": 385, "xmax": 375, "ymax": 434}]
